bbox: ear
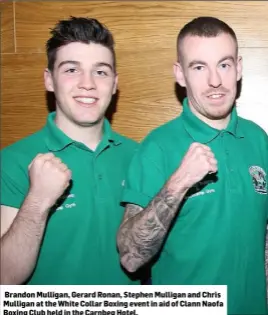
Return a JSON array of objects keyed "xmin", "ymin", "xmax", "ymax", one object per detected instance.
[
  {"xmin": 173, "ymin": 62, "xmax": 186, "ymax": 87},
  {"xmin": 236, "ymin": 56, "xmax": 243, "ymax": 81},
  {"xmin": 44, "ymin": 69, "xmax": 55, "ymax": 92},
  {"xmin": 112, "ymin": 73, "xmax": 118, "ymax": 95}
]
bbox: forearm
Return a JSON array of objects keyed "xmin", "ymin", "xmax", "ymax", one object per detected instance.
[
  {"xmin": 0, "ymin": 194, "xmax": 50, "ymax": 284},
  {"xmin": 117, "ymin": 181, "xmax": 187, "ymax": 273}
]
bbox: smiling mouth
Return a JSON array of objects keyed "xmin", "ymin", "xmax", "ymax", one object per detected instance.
[
  {"xmin": 74, "ymin": 97, "xmax": 98, "ymax": 106},
  {"xmin": 207, "ymin": 94, "xmax": 225, "ymax": 99}
]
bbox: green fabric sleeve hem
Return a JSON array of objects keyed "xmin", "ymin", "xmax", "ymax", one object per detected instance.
[
  {"xmin": 121, "ymin": 188, "xmax": 153, "ymax": 208},
  {"xmin": 1, "ymin": 200, "xmax": 22, "ymax": 210}
]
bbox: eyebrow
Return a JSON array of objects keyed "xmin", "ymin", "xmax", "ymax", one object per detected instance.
[
  {"xmin": 188, "ymin": 55, "xmax": 235, "ymax": 68},
  {"xmin": 57, "ymin": 60, "xmax": 113, "ymax": 71},
  {"xmin": 95, "ymin": 62, "xmax": 113, "ymax": 71},
  {"xmin": 57, "ymin": 60, "xmax": 80, "ymax": 69}
]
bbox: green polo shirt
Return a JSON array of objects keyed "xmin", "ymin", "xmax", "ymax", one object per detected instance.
[
  {"xmin": 122, "ymin": 98, "xmax": 268, "ymax": 314},
  {"xmin": 1, "ymin": 112, "xmax": 138, "ymax": 285}
]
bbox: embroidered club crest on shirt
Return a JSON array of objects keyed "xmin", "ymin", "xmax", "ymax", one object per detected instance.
[{"xmin": 249, "ymin": 166, "xmax": 267, "ymax": 194}]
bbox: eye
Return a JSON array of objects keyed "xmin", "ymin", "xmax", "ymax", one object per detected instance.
[
  {"xmin": 95, "ymin": 70, "xmax": 108, "ymax": 76},
  {"xmin": 193, "ymin": 65, "xmax": 205, "ymax": 71},
  {"xmin": 65, "ymin": 68, "xmax": 78, "ymax": 73},
  {"xmin": 219, "ymin": 63, "xmax": 231, "ymax": 69}
]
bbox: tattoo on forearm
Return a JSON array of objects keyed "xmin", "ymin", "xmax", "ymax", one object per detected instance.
[{"xmin": 118, "ymin": 186, "xmax": 183, "ymax": 272}]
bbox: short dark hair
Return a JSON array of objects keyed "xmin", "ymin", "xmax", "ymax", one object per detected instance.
[
  {"xmin": 46, "ymin": 16, "xmax": 116, "ymax": 71},
  {"xmin": 177, "ymin": 16, "xmax": 238, "ymax": 61}
]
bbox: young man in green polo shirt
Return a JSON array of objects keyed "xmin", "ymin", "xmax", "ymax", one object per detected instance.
[
  {"xmin": 117, "ymin": 17, "xmax": 268, "ymax": 314},
  {"xmin": 1, "ymin": 17, "xmax": 139, "ymax": 285}
]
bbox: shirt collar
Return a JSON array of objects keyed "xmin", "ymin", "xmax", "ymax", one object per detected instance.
[
  {"xmin": 45, "ymin": 112, "xmax": 121, "ymax": 152},
  {"xmin": 98, "ymin": 118, "xmax": 122, "ymax": 152},
  {"xmin": 181, "ymin": 98, "xmax": 244, "ymax": 144}
]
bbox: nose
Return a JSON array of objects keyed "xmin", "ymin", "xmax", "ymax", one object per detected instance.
[
  {"xmin": 208, "ymin": 69, "xmax": 222, "ymax": 88},
  {"xmin": 78, "ymin": 73, "xmax": 96, "ymax": 90}
]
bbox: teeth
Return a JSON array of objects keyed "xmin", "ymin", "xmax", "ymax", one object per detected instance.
[
  {"xmin": 75, "ymin": 97, "xmax": 96, "ymax": 104},
  {"xmin": 209, "ymin": 94, "xmax": 223, "ymax": 99}
]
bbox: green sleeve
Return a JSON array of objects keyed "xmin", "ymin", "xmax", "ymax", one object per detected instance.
[
  {"xmin": 1, "ymin": 149, "xmax": 29, "ymax": 209},
  {"xmin": 122, "ymin": 137, "xmax": 167, "ymax": 208}
]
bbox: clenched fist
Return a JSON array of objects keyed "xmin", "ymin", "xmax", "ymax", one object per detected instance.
[
  {"xmin": 27, "ymin": 153, "xmax": 72, "ymax": 209},
  {"xmin": 170, "ymin": 142, "xmax": 218, "ymax": 194}
]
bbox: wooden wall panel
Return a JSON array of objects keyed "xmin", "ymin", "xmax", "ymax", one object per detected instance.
[
  {"xmin": 114, "ymin": 47, "xmax": 180, "ymax": 139},
  {"xmin": 1, "ymin": 1, "xmax": 268, "ymax": 148},
  {"xmin": 1, "ymin": 54, "xmax": 48, "ymax": 148},
  {"xmin": 1, "ymin": 2, "xmax": 15, "ymax": 53},
  {"xmin": 14, "ymin": 1, "xmax": 268, "ymax": 52}
]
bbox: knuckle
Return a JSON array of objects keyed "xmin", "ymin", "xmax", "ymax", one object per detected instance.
[
  {"xmin": 54, "ymin": 157, "xmax": 62, "ymax": 163},
  {"xmin": 34, "ymin": 158, "xmax": 44, "ymax": 167},
  {"xmin": 34, "ymin": 154, "xmax": 43, "ymax": 162},
  {"xmin": 190, "ymin": 142, "xmax": 199, "ymax": 149},
  {"xmin": 47, "ymin": 152, "xmax": 55, "ymax": 158},
  {"xmin": 210, "ymin": 156, "xmax": 217, "ymax": 163},
  {"xmin": 44, "ymin": 160, "xmax": 52, "ymax": 167},
  {"xmin": 196, "ymin": 146, "xmax": 204, "ymax": 154},
  {"xmin": 44, "ymin": 152, "xmax": 54, "ymax": 159}
]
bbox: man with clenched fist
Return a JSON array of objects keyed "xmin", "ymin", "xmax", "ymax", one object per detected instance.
[
  {"xmin": 117, "ymin": 17, "xmax": 268, "ymax": 314},
  {"xmin": 0, "ymin": 17, "xmax": 138, "ymax": 285}
]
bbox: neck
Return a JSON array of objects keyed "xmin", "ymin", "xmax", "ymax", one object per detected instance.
[
  {"xmin": 55, "ymin": 114, "xmax": 104, "ymax": 151},
  {"xmin": 196, "ymin": 111, "xmax": 231, "ymax": 130},
  {"xmin": 188, "ymin": 103, "xmax": 231, "ymax": 130}
]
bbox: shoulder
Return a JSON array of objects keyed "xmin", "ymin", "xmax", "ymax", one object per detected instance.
[
  {"xmin": 140, "ymin": 116, "xmax": 184, "ymax": 151},
  {"xmin": 109, "ymin": 132, "xmax": 140, "ymax": 169},
  {"xmin": 126, "ymin": 116, "xmax": 184, "ymax": 169},
  {"xmin": 115, "ymin": 132, "xmax": 139, "ymax": 147},
  {"xmin": 238, "ymin": 116, "xmax": 268, "ymax": 143},
  {"xmin": 112, "ymin": 132, "xmax": 139, "ymax": 154},
  {"xmin": 1, "ymin": 128, "xmax": 46, "ymax": 167},
  {"xmin": 238, "ymin": 117, "xmax": 268, "ymax": 167},
  {"xmin": 1, "ymin": 128, "xmax": 47, "ymax": 207}
]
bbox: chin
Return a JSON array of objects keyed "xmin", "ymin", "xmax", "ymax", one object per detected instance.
[
  {"xmin": 209, "ymin": 104, "xmax": 233, "ymax": 119},
  {"xmin": 209, "ymin": 111, "xmax": 231, "ymax": 120},
  {"xmin": 75, "ymin": 117, "xmax": 103, "ymax": 127}
]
